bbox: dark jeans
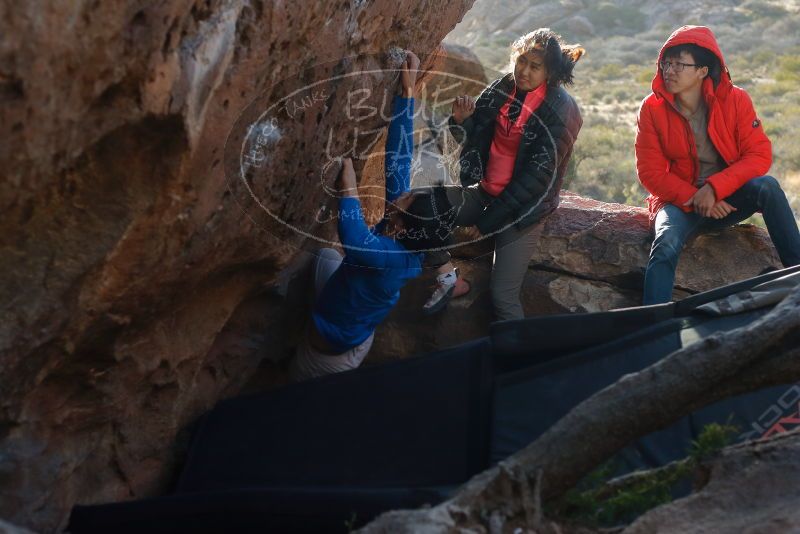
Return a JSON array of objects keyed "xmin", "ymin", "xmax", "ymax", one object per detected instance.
[{"xmin": 643, "ymin": 175, "xmax": 800, "ymax": 304}]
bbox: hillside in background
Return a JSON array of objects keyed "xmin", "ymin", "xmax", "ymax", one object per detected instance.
[{"xmin": 446, "ymin": 0, "xmax": 800, "ymax": 219}]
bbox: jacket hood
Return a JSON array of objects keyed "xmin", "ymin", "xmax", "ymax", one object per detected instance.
[{"xmin": 651, "ymin": 25, "xmax": 731, "ymax": 101}]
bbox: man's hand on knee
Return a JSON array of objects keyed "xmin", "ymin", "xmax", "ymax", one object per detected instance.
[
  {"xmin": 709, "ymin": 200, "xmax": 737, "ymax": 219},
  {"xmin": 684, "ymin": 183, "xmax": 717, "ymax": 217}
]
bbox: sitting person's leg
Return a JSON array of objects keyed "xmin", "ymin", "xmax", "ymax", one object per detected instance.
[
  {"xmin": 710, "ymin": 176, "xmax": 800, "ymax": 267},
  {"xmin": 643, "ymin": 205, "xmax": 704, "ymax": 305},
  {"xmin": 490, "ymin": 223, "xmax": 538, "ymax": 321}
]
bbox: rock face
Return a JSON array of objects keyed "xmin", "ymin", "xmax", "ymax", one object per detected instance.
[
  {"xmin": 0, "ymin": 1, "xmax": 474, "ymax": 530},
  {"xmin": 624, "ymin": 429, "xmax": 800, "ymax": 533},
  {"xmin": 358, "ymin": 42, "xmax": 489, "ymax": 223}
]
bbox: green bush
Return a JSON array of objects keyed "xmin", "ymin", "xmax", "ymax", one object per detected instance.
[
  {"xmin": 587, "ymin": 86, "xmax": 607, "ymax": 102},
  {"xmin": 753, "ymin": 80, "xmax": 796, "ymax": 97},
  {"xmin": 613, "ymin": 87, "xmax": 631, "ymax": 101},
  {"xmin": 742, "ymin": 0, "xmax": 789, "ymax": 19},
  {"xmin": 585, "ymin": 3, "xmax": 647, "ymax": 34},
  {"xmin": 564, "ymin": 122, "xmax": 646, "ymax": 206},
  {"xmin": 636, "ymin": 66, "xmax": 655, "ymax": 84},
  {"xmin": 776, "ymin": 56, "xmax": 800, "ymax": 82},
  {"xmin": 552, "ymin": 423, "xmax": 739, "ymax": 528},
  {"xmin": 597, "ymin": 62, "xmax": 624, "ymax": 81}
]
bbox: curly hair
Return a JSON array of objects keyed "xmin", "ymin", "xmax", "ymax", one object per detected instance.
[{"xmin": 508, "ymin": 28, "xmax": 585, "ymax": 87}]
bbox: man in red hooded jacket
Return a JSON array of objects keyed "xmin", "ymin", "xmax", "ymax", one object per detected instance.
[{"xmin": 635, "ymin": 25, "xmax": 800, "ymax": 304}]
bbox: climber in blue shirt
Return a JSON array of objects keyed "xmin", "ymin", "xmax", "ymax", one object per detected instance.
[{"xmin": 290, "ymin": 50, "xmax": 451, "ymax": 381}]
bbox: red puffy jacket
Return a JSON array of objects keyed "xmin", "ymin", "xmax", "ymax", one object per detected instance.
[{"xmin": 635, "ymin": 25, "xmax": 772, "ymax": 221}]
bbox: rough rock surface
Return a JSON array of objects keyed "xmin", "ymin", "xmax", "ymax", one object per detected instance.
[
  {"xmin": 529, "ymin": 193, "xmax": 781, "ymax": 296},
  {"xmin": 423, "ymin": 43, "xmax": 488, "ymax": 105},
  {"xmin": 358, "ymin": 42, "xmax": 488, "ymax": 221},
  {"xmin": 624, "ymin": 430, "xmax": 800, "ymax": 533},
  {"xmin": 0, "ymin": 0, "xmax": 474, "ymax": 530}
]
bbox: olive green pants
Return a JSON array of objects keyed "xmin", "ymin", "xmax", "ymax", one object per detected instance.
[{"xmin": 434, "ymin": 185, "xmax": 538, "ymax": 321}]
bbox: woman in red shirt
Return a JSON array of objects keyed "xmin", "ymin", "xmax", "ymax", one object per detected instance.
[{"xmin": 423, "ymin": 29, "xmax": 584, "ymax": 320}]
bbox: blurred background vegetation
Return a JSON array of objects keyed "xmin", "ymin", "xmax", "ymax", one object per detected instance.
[{"xmin": 446, "ymin": 0, "xmax": 800, "ymax": 223}]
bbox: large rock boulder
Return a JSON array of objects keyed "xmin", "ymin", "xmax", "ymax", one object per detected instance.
[
  {"xmin": 0, "ymin": 0, "xmax": 475, "ymax": 530},
  {"xmin": 625, "ymin": 429, "xmax": 800, "ymax": 533},
  {"xmin": 529, "ymin": 193, "xmax": 781, "ymax": 297}
]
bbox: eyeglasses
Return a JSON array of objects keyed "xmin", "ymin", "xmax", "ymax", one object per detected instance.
[{"xmin": 659, "ymin": 60, "xmax": 701, "ymax": 73}]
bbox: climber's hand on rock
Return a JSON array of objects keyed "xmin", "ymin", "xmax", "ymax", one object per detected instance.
[
  {"xmin": 337, "ymin": 158, "xmax": 358, "ymax": 198},
  {"xmin": 401, "ymin": 51, "xmax": 420, "ymax": 97}
]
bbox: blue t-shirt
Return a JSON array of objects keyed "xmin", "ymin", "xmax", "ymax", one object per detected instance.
[{"xmin": 313, "ymin": 96, "xmax": 422, "ymax": 352}]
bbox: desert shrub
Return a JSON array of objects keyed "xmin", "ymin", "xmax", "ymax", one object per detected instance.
[
  {"xmin": 552, "ymin": 423, "xmax": 739, "ymax": 528},
  {"xmin": 635, "ymin": 65, "xmax": 654, "ymax": 84},
  {"xmin": 585, "ymin": 3, "xmax": 647, "ymax": 34},
  {"xmin": 565, "ymin": 122, "xmax": 646, "ymax": 206},
  {"xmin": 775, "ymin": 56, "xmax": 800, "ymax": 81},
  {"xmin": 610, "ymin": 88, "xmax": 624, "ymax": 102},
  {"xmin": 742, "ymin": 0, "xmax": 789, "ymax": 19},
  {"xmin": 596, "ymin": 62, "xmax": 624, "ymax": 80},
  {"xmin": 754, "ymin": 80, "xmax": 796, "ymax": 97}
]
